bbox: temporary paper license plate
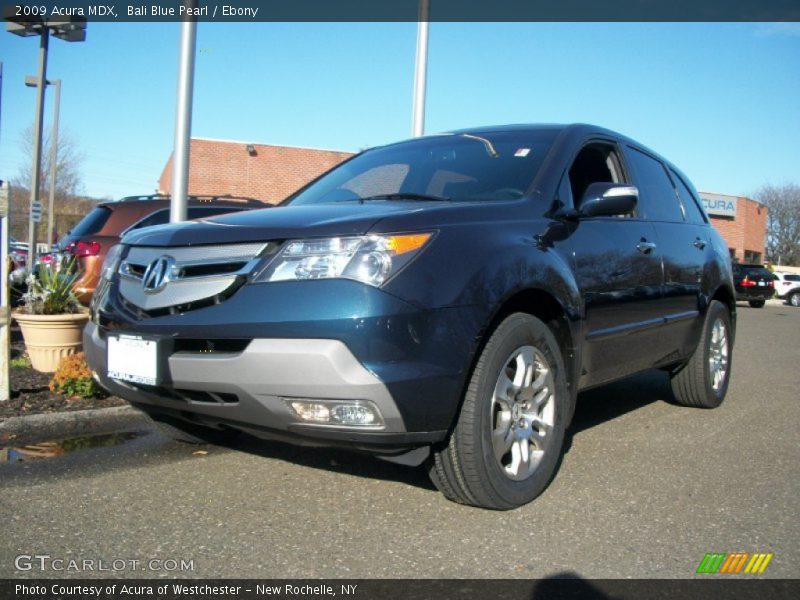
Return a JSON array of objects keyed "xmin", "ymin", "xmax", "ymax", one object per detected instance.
[{"xmin": 107, "ymin": 334, "xmax": 159, "ymax": 385}]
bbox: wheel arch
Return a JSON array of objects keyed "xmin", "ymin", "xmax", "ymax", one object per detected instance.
[
  {"xmin": 446, "ymin": 287, "xmax": 580, "ymax": 434},
  {"xmin": 710, "ymin": 284, "xmax": 737, "ymax": 340}
]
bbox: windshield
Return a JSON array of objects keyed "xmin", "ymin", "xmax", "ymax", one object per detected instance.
[{"xmin": 287, "ymin": 130, "xmax": 558, "ymax": 206}]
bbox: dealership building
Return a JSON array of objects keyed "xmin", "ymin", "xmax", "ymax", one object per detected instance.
[
  {"xmin": 158, "ymin": 137, "xmax": 354, "ymax": 205},
  {"xmin": 698, "ymin": 192, "xmax": 768, "ymax": 264}
]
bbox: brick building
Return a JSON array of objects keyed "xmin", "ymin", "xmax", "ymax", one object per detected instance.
[
  {"xmin": 158, "ymin": 137, "xmax": 355, "ymax": 204},
  {"xmin": 698, "ymin": 192, "xmax": 768, "ymax": 263}
]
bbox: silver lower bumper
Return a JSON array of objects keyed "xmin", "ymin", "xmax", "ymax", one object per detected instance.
[{"xmin": 83, "ymin": 321, "xmax": 407, "ymax": 435}]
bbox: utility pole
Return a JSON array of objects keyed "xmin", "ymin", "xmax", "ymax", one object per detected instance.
[
  {"xmin": 47, "ymin": 79, "xmax": 61, "ymax": 248},
  {"xmin": 28, "ymin": 28, "xmax": 49, "ymax": 264},
  {"xmin": 25, "ymin": 76, "xmax": 62, "ymax": 249}
]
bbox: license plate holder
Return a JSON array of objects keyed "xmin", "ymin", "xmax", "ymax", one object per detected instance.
[{"xmin": 107, "ymin": 333, "xmax": 162, "ymax": 386}]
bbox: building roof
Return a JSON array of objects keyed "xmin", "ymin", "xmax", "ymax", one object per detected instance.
[{"xmin": 158, "ymin": 138, "xmax": 355, "ymax": 204}]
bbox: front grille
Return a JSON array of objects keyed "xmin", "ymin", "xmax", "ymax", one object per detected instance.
[{"xmin": 117, "ymin": 242, "xmax": 276, "ymax": 314}]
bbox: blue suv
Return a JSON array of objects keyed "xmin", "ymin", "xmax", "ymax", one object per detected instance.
[{"xmin": 86, "ymin": 124, "xmax": 735, "ymax": 509}]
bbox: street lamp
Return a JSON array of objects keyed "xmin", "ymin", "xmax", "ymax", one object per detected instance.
[
  {"xmin": 4, "ymin": 10, "xmax": 85, "ymax": 262},
  {"xmin": 25, "ymin": 76, "xmax": 60, "ymax": 250}
]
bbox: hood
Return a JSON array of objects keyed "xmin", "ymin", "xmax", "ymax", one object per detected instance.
[{"xmin": 120, "ymin": 201, "xmax": 492, "ymax": 247}]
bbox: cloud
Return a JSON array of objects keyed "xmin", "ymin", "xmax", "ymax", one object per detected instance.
[{"xmin": 754, "ymin": 23, "xmax": 800, "ymax": 38}]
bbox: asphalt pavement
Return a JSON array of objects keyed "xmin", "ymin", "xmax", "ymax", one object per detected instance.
[{"xmin": 1, "ymin": 303, "xmax": 798, "ymax": 579}]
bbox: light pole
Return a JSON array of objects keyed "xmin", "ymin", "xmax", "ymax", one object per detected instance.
[
  {"xmin": 170, "ymin": 4, "xmax": 198, "ymax": 223},
  {"xmin": 25, "ymin": 76, "xmax": 60, "ymax": 250},
  {"xmin": 5, "ymin": 14, "xmax": 85, "ymax": 263},
  {"xmin": 411, "ymin": 0, "xmax": 430, "ymax": 137}
]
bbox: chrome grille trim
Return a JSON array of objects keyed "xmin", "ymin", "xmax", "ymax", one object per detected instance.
[{"xmin": 118, "ymin": 242, "xmax": 270, "ymax": 311}]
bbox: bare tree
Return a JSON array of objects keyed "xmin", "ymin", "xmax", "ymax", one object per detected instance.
[
  {"xmin": 12, "ymin": 123, "xmax": 85, "ymax": 200},
  {"xmin": 755, "ymin": 183, "xmax": 800, "ymax": 266},
  {"xmin": 10, "ymin": 125, "xmax": 88, "ymax": 242}
]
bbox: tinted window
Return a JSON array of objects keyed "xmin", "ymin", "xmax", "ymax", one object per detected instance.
[
  {"xmin": 131, "ymin": 206, "xmax": 246, "ymax": 230},
  {"xmin": 739, "ymin": 266, "xmax": 771, "ymax": 279},
  {"xmin": 131, "ymin": 209, "xmax": 169, "ymax": 230},
  {"xmin": 786, "ymin": 274, "xmax": 800, "ymax": 282},
  {"xmin": 626, "ymin": 148, "xmax": 684, "ymax": 222},
  {"xmin": 569, "ymin": 143, "xmax": 627, "ymax": 210},
  {"xmin": 288, "ymin": 130, "xmax": 558, "ymax": 205},
  {"xmin": 669, "ymin": 169, "xmax": 707, "ymax": 225},
  {"xmin": 70, "ymin": 206, "xmax": 112, "ymax": 237},
  {"xmin": 187, "ymin": 206, "xmax": 245, "ymax": 219}
]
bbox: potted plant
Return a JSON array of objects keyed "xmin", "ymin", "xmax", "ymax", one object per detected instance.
[{"xmin": 12, "ymin": 256, "xmax": 90, "ymax": 372}]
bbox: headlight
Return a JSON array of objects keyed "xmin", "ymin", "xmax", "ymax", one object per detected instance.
[
  {"xmin": 100, "ymin": 244, "xmax": 126, "ymax": 281},
  {"xmin": 252, "ymin": 233, "xmax": 433, "ymax": 287}
]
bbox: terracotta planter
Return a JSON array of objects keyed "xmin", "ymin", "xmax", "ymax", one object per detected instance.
[{"xmin": 13, "ymin": 311, "xmax": 90, "ymax": 373}]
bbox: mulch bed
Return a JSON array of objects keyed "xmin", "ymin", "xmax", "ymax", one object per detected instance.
[{"xmin": 0, "ymin": 326, "xmax": 126, "ymax": 420}]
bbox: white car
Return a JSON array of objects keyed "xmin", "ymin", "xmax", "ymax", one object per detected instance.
[{"xmin": 773, "ymin": 272, "xmax": 800, "ymax": 307}]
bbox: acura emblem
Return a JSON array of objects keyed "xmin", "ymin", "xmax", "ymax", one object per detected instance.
[{"xmin": 142, "ymin": 256, "xmax": 175, "ymax": 293}]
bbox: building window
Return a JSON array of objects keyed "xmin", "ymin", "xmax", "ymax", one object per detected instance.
[{"xmin": 744, "ymin": 250, "xmax": 761, "ymax": 264}]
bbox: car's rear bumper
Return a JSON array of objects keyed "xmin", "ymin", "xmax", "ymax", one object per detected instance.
[{"xmin": 735, "ymin": 288, "xmax": 774, "ymax": 301}]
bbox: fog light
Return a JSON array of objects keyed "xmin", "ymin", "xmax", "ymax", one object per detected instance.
[
  {"xmin": 330, "ymin": 404, "xmax": 378, "ymax": 425},
  {"xmin": 286, "ymin": 399, "xmax": 384, "ymax": 427},
  {"xmin": 290, "ymin": 402, "xmax": 330, "ymax": 422}
]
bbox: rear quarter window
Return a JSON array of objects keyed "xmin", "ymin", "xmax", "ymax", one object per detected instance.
[
  {"xmin": 69, "ymin": 206, "xmax": 113, "ymax": 237},
  {"xmin": 669, "ymin": 169, "xmax": 707, "ymax": 225}
]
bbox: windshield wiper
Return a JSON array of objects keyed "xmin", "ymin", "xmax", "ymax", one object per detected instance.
[{"xmin": 358, "ymin": 193, "xmax": 451, "ymax": 203}]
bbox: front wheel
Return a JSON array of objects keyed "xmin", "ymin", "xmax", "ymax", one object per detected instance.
[
  {"xmin": 428, "ymin": 313, "xmax": 568, "ymax": 510},
  {"xmin": 669, "ymin": 300, "xmax": 732, "ymax": 408},
  {"xmin": 789, "ymin": 292, "xmax": 800, "ymax": 308},
  {"xmin": 748, "ymin": 300, "xmax": 765, "ymax": 308}
]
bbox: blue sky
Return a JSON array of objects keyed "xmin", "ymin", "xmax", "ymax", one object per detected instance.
[{"xmin": 1, "ymin": 22, "xmax": 799, "ymax": 200}]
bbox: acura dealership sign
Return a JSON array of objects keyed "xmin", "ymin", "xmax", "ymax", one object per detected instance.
[{"xmin": 699, "ymin": 192, "xmax": 737, "ymax": 218}]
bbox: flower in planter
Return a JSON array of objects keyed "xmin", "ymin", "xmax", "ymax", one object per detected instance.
[
  {"xmin": 19, "ymin": 256, "xmax": 82, "ymax": 315},
  {"xmin": 49, "ymin": 352, "xmax": 107, "ymax": 400}
]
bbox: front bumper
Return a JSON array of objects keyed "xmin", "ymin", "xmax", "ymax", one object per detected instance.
[{"xmin": 85, "ymin": 321, "xmax": 447, "ymax": 450}]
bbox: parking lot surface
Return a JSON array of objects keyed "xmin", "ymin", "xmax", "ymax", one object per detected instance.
[{"xmin": 1, "ymin": 304, "xmax": 798, "ymax": 579}]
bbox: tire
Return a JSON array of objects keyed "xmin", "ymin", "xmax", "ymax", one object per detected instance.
[
  {"xmin": 748, "ymin": 300, "xmax": 765, "ymax": 308},
  {"xmin": 428, "ymin": 313, "xmax": 568, "ymax": 510},
  {"xmin": 145, "ymin": 412, "xmax": 240, "ymax": 445},
  {"xmin": 669, "ymin": 300, "xmax": 732, "ymax": 409},
  {"xmin": 789, "ymin": 292, "xmax": 800, "ymax": 308}
]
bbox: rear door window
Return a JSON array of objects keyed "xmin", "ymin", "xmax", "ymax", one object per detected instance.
[{"xmin": 626, "ymin": 148, "xmax": 684, "ymax": 222}]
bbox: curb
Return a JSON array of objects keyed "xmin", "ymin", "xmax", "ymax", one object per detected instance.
[{"xmin": 0, "ymin": 405, "xmax": 150, "ymax": 446}]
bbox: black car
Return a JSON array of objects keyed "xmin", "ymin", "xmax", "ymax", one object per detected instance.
[
  {"xmin": 86, "ymin": 124, "xmax": 736, "ymax": 510},
  {"xmin": 732, "ymin": 263, "xmax": 775, "ymax": 308}
]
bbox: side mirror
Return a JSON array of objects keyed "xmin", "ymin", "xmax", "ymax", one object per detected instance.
[{"xmin": 579, "ymin": 182, "xmax": 638, "ymax": 217}]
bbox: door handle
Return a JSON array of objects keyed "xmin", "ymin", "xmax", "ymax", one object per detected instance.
[
  {"xmin": 636, "ymin": 241, "xmax": 657, "ymax": 254},
  {"xmin": 693, "ymin": 238, "xmax": 707, "ymax": 250}
]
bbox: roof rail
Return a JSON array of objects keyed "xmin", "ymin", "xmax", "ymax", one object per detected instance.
[{"xmin": 118, "ymin": 194, "xmax": 171, "ymax": 202}]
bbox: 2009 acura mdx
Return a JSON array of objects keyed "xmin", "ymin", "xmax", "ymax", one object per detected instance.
[{"xmin": 85, "ymin": 124, "xmax": 735, "ymax": 510}]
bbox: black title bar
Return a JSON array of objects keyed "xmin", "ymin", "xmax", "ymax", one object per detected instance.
[{"xmin": 2, "ymin": 0, "xmax": 800, "ymax": 23}]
